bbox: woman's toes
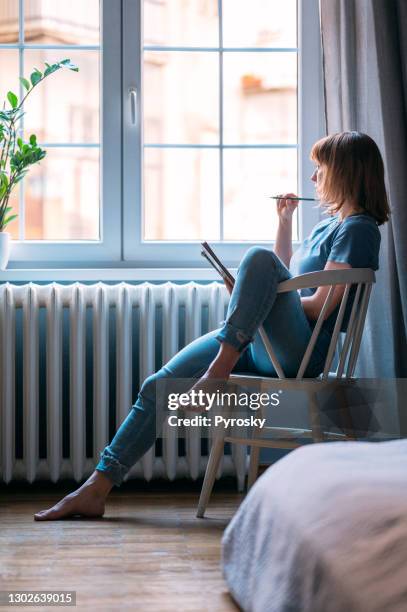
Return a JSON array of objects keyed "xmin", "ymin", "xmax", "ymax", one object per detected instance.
[
  {"xmin": 34, "ymin": 500, "xmax": 74, "ymax": 521},
  {"xmin": 33, "ymin": 490, "xmax": 106, "ymax": 521},
  {"xmin": 34, "ymin": 508, "xmax": 58, "ymax": 521},
  {"xmin": 34, "ymin": 509, "xmax": 54, "ymax": 521}
]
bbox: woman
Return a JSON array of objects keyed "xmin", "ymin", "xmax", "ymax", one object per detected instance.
[{"xmin": 34, "ymin": 131, "xmax": 390, "ymax": 520}]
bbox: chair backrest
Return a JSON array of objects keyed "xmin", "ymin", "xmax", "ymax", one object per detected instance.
[{"xmin": 258, "ymin": 268, "xmax": 376, "ymax": 380}]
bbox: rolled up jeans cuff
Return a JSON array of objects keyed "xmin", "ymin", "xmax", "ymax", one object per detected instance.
[
  {"xmin": 95, "ymin": 448, "xmax": 129, "ymax": 487},
  {"xmin": 216, "ymin": 321, "xmax": 252, "ymax": 352}
]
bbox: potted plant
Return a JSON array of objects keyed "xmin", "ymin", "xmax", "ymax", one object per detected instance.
[{"xmin": 0, "ymin": 58, "xmax": 78, "ymax": 270}]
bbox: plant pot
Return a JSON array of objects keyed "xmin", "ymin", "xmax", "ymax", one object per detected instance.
[{"xmin": 0, "ymin": 231, "xmax": 11, "ymax": 270}]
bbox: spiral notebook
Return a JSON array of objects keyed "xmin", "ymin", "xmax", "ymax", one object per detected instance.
[{"xmin": 200, "ymin": 241, "xmax": 235, "ymax": 286}]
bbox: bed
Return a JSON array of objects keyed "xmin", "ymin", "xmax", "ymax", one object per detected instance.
[{"xmin": 222, "ymin": 439, "xmax": 407, "ymax": 612}]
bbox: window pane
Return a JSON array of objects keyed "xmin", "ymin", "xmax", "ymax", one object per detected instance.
[
  {"xmin": 223, "ymin": 149, "xmax": 298, "ymax": 241},
  {"xmin": 144, "ymin": 0, "xmax": 218, "ymax": 47},
  {"xmin": 223, "ymin": 53, "xmax": 297, "ymax": 144},
  {"xmin": 24, "ymin": 0, "xmax": 99, "ymax": 45},
  {"xmin": 23, "ymin": 50, "xmax": 99, "ymax": 143},
  {"xmin": 0, "ymin": 1, "xmax": 19, "ymax": 43},
  {"xmin": 24, "ymin": 49, "xmax": 99, "ymax": 143},
  {"xmin": 144, "ymin": 148, "xmax": 219, "ymax": 240},
  {"xmin": 143, "ymin": 51, "xmax": 218, "ymax": 144},
  {"xmin": 0, "ymin": 50, "xmax": 20, "ymax": 106},
  {"xmin": 24, "ymin": 147, "xmax": 99, "ymax": 240},
  {"xmin": 222, "ymin": 0, "xmax": 297, "ymax": 47}
]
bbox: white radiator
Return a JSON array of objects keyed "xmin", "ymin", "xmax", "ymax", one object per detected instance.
[{"xmin": 0, "ymin": 282, "xmax": 247, "ymax": 485}]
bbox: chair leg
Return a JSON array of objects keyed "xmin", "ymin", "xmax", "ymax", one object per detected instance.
[
  {"xmin": 247, "ymin": 444, "xmax": 260, "ymax": 490},
  {"xmin": 196, "ymin": 430, "xmax": 226, "ymax": 518}
]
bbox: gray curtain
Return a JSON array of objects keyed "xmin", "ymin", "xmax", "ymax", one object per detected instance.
[{"xmin": 320, "ymin": 0, "xmax": 407, "ymax": 378}]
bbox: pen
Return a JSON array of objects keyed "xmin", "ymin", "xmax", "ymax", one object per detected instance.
[{"xmin": 269, "ymin": 196, "xmax": 317, "ymax": 201}]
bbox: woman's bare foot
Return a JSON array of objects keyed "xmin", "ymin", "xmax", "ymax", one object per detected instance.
[{"xmin": 34, "ymin": 471, "xmax": 113, "ymax": 521}]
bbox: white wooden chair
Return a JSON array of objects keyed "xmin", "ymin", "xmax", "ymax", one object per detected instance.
[{"xmin": 197, "ymin": 267, "xmax": 375, "ymax": 518}]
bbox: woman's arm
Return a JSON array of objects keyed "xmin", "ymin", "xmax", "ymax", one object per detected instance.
[
  {"xmin": 275, "ymin": 218, "xmax": 293, "ymax": 268},
  {"xmin": 274, "ymin": 193, "xmax": 298, "ymax": 267},
  {"xmin": 301, "ymin": 260, "xmax": 351, "ymax": 320}
]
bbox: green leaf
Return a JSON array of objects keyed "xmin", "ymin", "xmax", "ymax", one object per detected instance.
[
  {"xmin": 30, "ymin": 70, "xmax": 42, "ymax": 87},
  {"xmin": 60, "ymin": 58, "xmax": 79, "ymax": 72},
  {"xmin": 44, "ymin": 63, "xmax": 60, "ymax": 77},
  {"xmin": 7, "ymin": 91, "xmax": 18, "ymax": 109},
  {"xmin": 29, "ymin": 134, "xmax": 37, "ymax": 146},
  {"xmin": 0, "ymin": 109, "xmax": 15, "ymax": 119},
  {"xmin": 0, "ymin": 175, "xmax": 8, "ymax": 199},
  {"xmin": 19, "ymin": 77, "xmax": 30, "ymax": 91},
  {"xmin": 3, "ymin": 214, "xmax": 18, "ymax": 226},
  {"xmin": 17, "ymin": 137, "xmax": 23, "ymax": 149}
]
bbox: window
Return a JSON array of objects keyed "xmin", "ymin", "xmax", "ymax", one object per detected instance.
[{"xmin": 1, "ymin": 0, "xmax": 323, "ymax": 269}]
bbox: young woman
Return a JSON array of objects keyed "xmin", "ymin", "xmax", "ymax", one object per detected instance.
[{"xmin": 34, "ymin": 131, "xmax": 390, "ymax": 520}]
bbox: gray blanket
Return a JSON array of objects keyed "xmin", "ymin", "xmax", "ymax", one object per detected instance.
[{"xmin": 222, "ymin": 440, "xmax": 407, "ymax": 612}]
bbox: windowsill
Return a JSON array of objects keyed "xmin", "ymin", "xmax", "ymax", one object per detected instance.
[{"xmin": 0, "ymin": 268, "xmax": 238, "ymax": 282}]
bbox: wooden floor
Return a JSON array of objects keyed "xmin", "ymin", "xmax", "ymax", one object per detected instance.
[{"xmin": 0, "ymin": 481, "xmax": 243, "ymax": 612}]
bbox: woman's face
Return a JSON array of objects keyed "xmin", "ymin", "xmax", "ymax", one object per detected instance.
[{"xmin": 311, "ymin": 163, "xmax": 325, "ymax": 194}]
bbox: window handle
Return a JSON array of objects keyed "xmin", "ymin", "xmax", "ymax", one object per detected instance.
[{"xmin": 129, "ymin": 87, "xmax": 137, "ymax": 125}]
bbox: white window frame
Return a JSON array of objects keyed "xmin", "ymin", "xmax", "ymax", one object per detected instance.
[{"xmin": 5, "ymin": 0, "xmax": 324, "ymax": 270}]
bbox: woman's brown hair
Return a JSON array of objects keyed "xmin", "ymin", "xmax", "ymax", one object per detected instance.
[{"xmin": 310, "ymin": 131, "xmax": 390, "ymax": 225}]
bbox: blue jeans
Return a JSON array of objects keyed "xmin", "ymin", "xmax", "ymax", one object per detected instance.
[{"xmin": 95, "ymin": 247, "xmax": 331, "ymax": 486}]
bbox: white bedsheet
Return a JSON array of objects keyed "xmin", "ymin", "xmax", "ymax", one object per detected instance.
[{"xmin": 222, "ymin": 440, "xmax": 407, "ymax": 612}]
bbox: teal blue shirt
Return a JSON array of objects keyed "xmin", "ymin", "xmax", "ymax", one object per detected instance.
[{"xmin": 290, "ymin": 212, "xmax": 381, "ymax": 333}]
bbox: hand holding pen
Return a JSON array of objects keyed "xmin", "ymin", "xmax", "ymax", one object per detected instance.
[
  {"xmin": 274, "ymin": 192, "xmax": 300, "ymax": 223},
  {"xmin": 272, "ymin": 193, "xmax": 317, "ymax": 224}
]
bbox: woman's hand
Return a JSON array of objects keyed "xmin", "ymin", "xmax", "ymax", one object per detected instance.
[{"xmin": 276, "ymin": 193, "xmax": 299, "ymax": 224}]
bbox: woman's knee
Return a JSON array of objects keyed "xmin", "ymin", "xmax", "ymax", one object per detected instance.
[
  {"xmin": 240, "ymin": 246, "xmax": 279, "ymax": 271},
  {"xmin": 133, "ymin": 368, "xmax": 183, "ymax": 414},
  {"xmin": 140, "ymin": 373, "xmax": 158, "ymax": 400}
]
